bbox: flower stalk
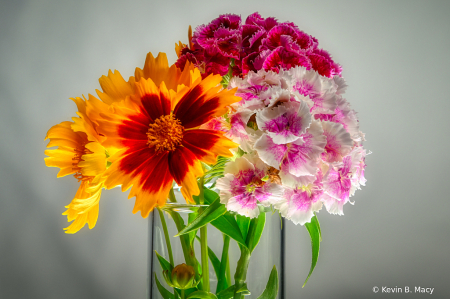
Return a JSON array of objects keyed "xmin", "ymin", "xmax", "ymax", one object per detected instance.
[
  {"xmin": 216, "ymin": 235, "xmax": 230, "ymax": 293},
  {"xmin": 157, "ymin": 207, "xmax": 174, "ymax": 266},
  {"xmin": 198, "ymin": 176, "xmax": 210, "ymax": 292}
]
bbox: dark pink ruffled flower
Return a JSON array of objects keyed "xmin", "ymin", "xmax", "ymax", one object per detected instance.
[
  {"xmin": 245, "ymin": 12, "xmax": 278, "ymax": 31},
  {"xmin": 176, "ymin": 12, "xmax": 342, "ymax": 78},
  {"xmin": 262, "ymin": 47, "xmax": 311, "ymax": 73}
]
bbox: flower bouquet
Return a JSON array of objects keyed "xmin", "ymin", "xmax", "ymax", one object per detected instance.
[{"xmin": 45, "ymin": 12, "xmax": 367, "ymax": 299}]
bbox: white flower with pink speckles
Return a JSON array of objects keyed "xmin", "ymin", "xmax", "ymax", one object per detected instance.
[
  {"xmin": 276, "ymin": 173, "xmax": 324, "ymax": 225},
  {"xmin": 256, "ymin": 101, "xmax": 311, "ymax": 144},
  {"xmin": 215, "ymin": 154, "xmax": 284, "ymax": 218},
  {"xmin": 322, "ymin": 147, "xmax": 367, "ymax": 215},
  {"xmin": 282, "ymin": 66, "xmax": 338, "ymax": 112},
  {"xmin": 313, "ymin": 96, "xmax": 364, "ymax": 144},
  {"xmin": 254, "ymin": 120, "xmax": 326, "ymax": 177}
]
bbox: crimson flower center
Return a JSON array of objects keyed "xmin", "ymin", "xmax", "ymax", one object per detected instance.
[{"xmin": 147, "ymin": 114, "xmax": 184, "ymax": 153}]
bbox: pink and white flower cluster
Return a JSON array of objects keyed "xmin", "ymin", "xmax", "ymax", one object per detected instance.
[
  {"xmin": 192, "ymin": 12, "xmax": 367, "ymax": 225},
  {"xmin": 212, "ymin": 66, "xmax": 367, "ymax": 225}
]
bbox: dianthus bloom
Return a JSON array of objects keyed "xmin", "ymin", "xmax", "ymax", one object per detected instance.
[
  {"xmin": 216, "ymin": 154, "xmax": 283, "ymax": 218},
  {"xmin": 98, "ymin": 57, "xmax": 240, "ymax": 217},
  {"xmin": 205, "ymin": 64, "xmax": 367, "ymax": 223},
  {"xmin": 176, "ymin": 12, "xmax": 341, "ymax": 78}
]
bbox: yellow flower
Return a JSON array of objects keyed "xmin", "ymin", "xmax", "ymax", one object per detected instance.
[{"xmin": 45, "ymin": 98, "xmax": 108, "ymax": 233}]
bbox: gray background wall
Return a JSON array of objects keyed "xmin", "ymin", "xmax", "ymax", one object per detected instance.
[{"xmin": 1, "ymin": 0, "xmax": 449, "ymax": 298}]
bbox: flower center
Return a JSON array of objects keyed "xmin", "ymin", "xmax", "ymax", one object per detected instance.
[
  {"xmin": 72, "ymin": 144, "xmax": 93, "ymax": 182},
  {"xmin": 299, "ymin": 184, "xmax": 313, "ymax": 197},
  {"xmin": 147, "ymin": 114, "xmax": 184, "ymax": 153},
  {"xmin": 245, "ymin": 178, "xmax": 265, "ymax": 193}
]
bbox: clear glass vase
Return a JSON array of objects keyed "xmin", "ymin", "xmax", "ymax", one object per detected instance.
[{"xmin": 148, "ymin": 192, "xmax": 284, "ymax": 299}]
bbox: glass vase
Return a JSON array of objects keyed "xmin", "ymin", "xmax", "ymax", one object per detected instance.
[{"xmin": 148, "ymin": 191, "xmax": 284, "ymax": 299}]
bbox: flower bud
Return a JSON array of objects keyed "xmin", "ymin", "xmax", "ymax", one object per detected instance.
[{"xmin": 171, "ymin": 263, "xmax": 196, "ymax": 289}]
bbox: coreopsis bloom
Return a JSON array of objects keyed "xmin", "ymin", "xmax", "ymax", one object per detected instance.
[
  {"xmin": 176, "ymin": 12, "xmax": 341, "ymax": 78},
  {"xmin": 45, "ymin": 98, "xmax": 108, "ymax": 233},
  {"xmin": 99, "ymin": 59, "xmax": 240, "ymax": 217},
  {"xmin": 215, "ymin": 154, "xmax": 284, "ymax": 218}
]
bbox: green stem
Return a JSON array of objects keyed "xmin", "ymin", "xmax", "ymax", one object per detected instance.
[
  {"xmin": 157, "ymin": 208, "xmax": 174, "ymax": 266},
  {"xmin": 168, "ymin": 187, "xmax": 202, "ymax": 288},
  {"xmin": 233, "ymin": 248, "xmax": 251, "ymax": 299},
  {"xmin": 233, "ymin": 216, "xmax": 260, "ymax": 299},
  {"xmin": 226, "ymin": 257, "xmax": 231, "ymax": 287},
  {"xmin": 200, "ymin": 226, "xmax": 209, "ymax": 291},
  {"xmin": 180, "ymin": 289, "xmax": 185, "ymax": 299},
  {"xmin": 198, "ymin": 176, "xmax": 210, "ymax": 292},
  {"xmin": 216, "ymin": 235, "xmax": 230, "ymax": 293}
]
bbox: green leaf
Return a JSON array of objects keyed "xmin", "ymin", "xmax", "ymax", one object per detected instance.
[
  {"xmin": 216, "ymin": 235, "xmax": 230, "ymax": 293},
  {"xmin": 155, "ymin": 273, "xmax": 174, "ymax": 299},
  {"xmin": 200, "ymin": 188, "xmax": 220, "ymax": 204},
  {"xmin": 303, "ymin": 215, "xmax": 321, "ymax": 287},
  {"xmin": 256, "ymin": 266, "xmax": 278, "ymax": 299},
  {"xmin": 155, "ymin": 251, "xmax": 173, "ymax": 272},
  {"xmin": 236, "ymin": 215, "xmax": 250, "ymax": 241},
  {"xmin": 236, "ymin": 283, "xmax": 251, "ymax": 295},
  {"xmin": 247, "ymin": 212, "xmax": 266, "ymax": 253},
  {"xmin": 195, "ymin": 188, "xmax": 248, "ymax": 247},
  {"xmin": 187, "ymin": 290, "xmax": 218, "ymax": 299},
  {"xmin": 188, "ymin": 212, "xmax": 199, "ymax": 245},
  {"xmin": 315, "ymin": 213, "xmax": 322, "ymax": 242},
  {"xmin": 175, "ymin": 197, "xmax": 226, "ymax": 236},
  {"xmin": 216, "ymin": 283, "xmax": 249, "ymax": 299},
  {"xmin": 211, "ymin": 213, "xmax": 247, "ymax": 248},
  {"xmin": 216, "ymin": 285, "xmax": 235, "ymax": 299}
]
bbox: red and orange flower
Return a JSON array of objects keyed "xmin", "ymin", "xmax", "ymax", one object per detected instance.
[{"xmin": 98, "ymin": 54, "xmax": 240, "ymax": 218}]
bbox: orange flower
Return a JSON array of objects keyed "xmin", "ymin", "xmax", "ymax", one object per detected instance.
[
  {"xmin": 45, "ymin": 98, "xmax": 108, "ymax": 233},
  {"xmin": 99, "ymin": 61, "xmax": 240, "ymax": 218}
]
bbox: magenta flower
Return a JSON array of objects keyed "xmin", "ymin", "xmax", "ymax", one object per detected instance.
[{"xmin": 176, "ymin": 12, "xmax": 342, "ymax": 78}]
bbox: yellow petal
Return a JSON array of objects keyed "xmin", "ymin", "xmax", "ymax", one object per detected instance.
[{"xmin": 79, "ymin": 142, "xmax": 107, "ymax": 177}]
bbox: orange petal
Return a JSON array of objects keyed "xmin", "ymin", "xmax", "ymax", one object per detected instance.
[{"xmin": 97, "ymin": 70, "xmax": 134, "ymax": 105}]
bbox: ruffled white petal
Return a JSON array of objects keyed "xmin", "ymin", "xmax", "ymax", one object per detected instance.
[
  {"xmin": 223, "ymin": 156, "xmax": 254, "ymax": 175},
  {"xmin": 321, "ymin": 120, "xmax": 354, "ymax": 163},
  {"xmin": 254, "ymin": 134, "xmax": 286, "ymax": 170}
]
